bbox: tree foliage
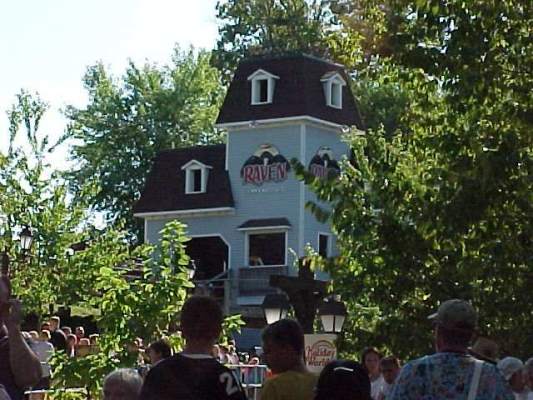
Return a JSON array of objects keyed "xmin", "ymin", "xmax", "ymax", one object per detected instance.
[
  {"xmin": 51, "ymin": 221, "xmax": 244, "ymax": 397},
  {"xmin": 2, "ymin": 92, "xmax": 244, "ymax": 397},
  {"xmin": 213, "ymin": 0, "xmax": 363, "ymax": 78},
  {"xmin": 0, "ymin": 90, "xmax": 98, "ymax": 315},
  {"xmin": 296, "ymin": 0, "xmax": 532, "ymax": 359},
  {"xmin": 51, "ymin": 221, "xmax": 192, "ymax": 396},
  {"xmin": 63, "ymin": 48, "xmax": 226, "ymax": 240}
]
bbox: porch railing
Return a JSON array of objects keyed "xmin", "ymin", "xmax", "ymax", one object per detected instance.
[
  {"xmin": 194, "ymin": 270, "xmax": 231, "ymax": 314},
  {"xmin": 238, "ymin": 265, "xmax": 288, "ymax": 296}
]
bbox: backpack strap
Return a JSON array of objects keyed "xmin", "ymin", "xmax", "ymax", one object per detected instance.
[{"xmin": 467, "ymin": 359, "xmax": 484, "ymax": 400}]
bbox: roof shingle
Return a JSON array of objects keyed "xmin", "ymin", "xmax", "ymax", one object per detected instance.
[
  {"xmin": 133, "ymin": 144, "xmax": 234, "ymax": 214},
  {"xmin": 216, "ymin": 54, "xmax": 364, "ymax": 128}
]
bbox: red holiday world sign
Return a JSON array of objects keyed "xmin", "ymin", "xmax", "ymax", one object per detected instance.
[{"xmin": 304, "ymin": 334, "xmax": 338, "ymax": 374}]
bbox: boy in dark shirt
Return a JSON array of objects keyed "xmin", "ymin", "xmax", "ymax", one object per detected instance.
[{"xmin": 140, "ymin": 296, "xmax": 247, "ymax": 400}]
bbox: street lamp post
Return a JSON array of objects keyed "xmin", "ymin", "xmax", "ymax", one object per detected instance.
[
  {"xmin": 19, "ymin": 226, "xmax": 34, "ymax": 252},
  {"xmin": 1, "ymin": 249, "xmax": 9, "ymax": 277},
  {"xmin": 265, "ymin": 258, "xmax": 346, "ymax": 334},
  {"xmin": 268, "ymin": 259, "xmax": 327, "ymax": 333},
  {"xmin": 261, "ymin": 293, "xmax": 291, "ymax": 325},
  {"xmin": 318, "ymin": 295, "xmax": 347, "ymax": 334},
  {"xmin": 1, "ymin": 226, "xmax": 34, "ymax": 278},
  {"xmin": 187, "ymin": 260, "xmax": 197, "ymax": 281}
]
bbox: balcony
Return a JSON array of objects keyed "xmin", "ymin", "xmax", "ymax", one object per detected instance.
[{"xmin": 238, "ymin": 265, "xmax": 288, "ymax": 296}]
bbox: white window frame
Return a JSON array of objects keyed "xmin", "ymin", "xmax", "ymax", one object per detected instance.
[
  {"xmin": 317, "ymin": 232, "xmax": 332, "ymax": 258},
  {"xmin": 181, "ymin": 160, "xmax": 212, "ymax": 194},
  {"xmin": 247, "ymin": 69, "xmax": 280, "ymax": 105},
  {"xmin": 244, "ymin": 228, "xmax": 288, "ymax": 268},
  {"xmin": 321, "ymin": 72, "xmax": 346, "ymax": 109}
]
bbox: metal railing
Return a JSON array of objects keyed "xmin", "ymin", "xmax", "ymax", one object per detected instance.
[
  {"xmin": 194, "ymin": 270, "xmax": 231, "ymax": 314},
  {"xmin": 24, "ymin": 388, "xmax": 87, "ymax": 400},
  {"xmin": 227, "ymin": 364, "xmax": 268, "ymax": 400},
  {"xmin": 238, "ymin": 265, "xmax": 288, "ymax": 295}
]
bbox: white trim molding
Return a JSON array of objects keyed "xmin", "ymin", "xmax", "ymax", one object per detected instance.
[
  {"xmin": 247, "ymin": 69, "xmax": 280, "ymax": 81},
  {"xmin": 180, "ymin": 159, "xmax": 213, "ymax": 170},
  {"xmin": 225, "ymin": 140, "xmax": 229, "ymax": 171},
  {"xmin": 244, "ymin": 229, "xmax": 289, "ymax": 267},
  {"xmin": 134, "ymin": 207, "xmax": 235, "ymax": 220},
  {"xmin": 181, "ymin": 159, "xmax": 212, "ymax": 194},
  {"xmin": 321, "ymin": 72, "xmax": 346, "ymax": 109},
  {"xmin": 248, "ymin": 68, "xmax": 280, "ymax": 105},
  {"xmin": 144, "ymin": 218, "xmax": 149, "ymax": 244},
  {"xmin": 237, "ymin": 225, "xmax": 291, "ymax": 232},
  {"xmin": 299, "ymin": 123, "xmax": 306, "ymax": 256},
  {"xmin": 188, "ymin": 233, "xmax": 231, "ymax": 272},
  {"xmin": 216, "ymin": 115, "xmax": 365, "ymax": 135}
]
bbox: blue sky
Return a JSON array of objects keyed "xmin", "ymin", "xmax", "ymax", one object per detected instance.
[{"xmin": 0, "ymin": 0, "xmax": 219, "ymax": 166}]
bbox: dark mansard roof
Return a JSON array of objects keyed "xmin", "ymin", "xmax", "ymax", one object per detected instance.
[
  {"xmin": 133, "ymin": 144, "xmax": 233, "ymax": 214},
  {"xmin": 216, "ymin": 53, "xmax": 364, "ymax": 129}
]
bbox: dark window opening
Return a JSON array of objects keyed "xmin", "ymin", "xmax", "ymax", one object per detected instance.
[
  {"xmin": 318, "ymin": 234, "xmax": 329, "ymax": 258},
  {"xmin": 192, "ymin": 169, "xmax": 202, "ymax": 192},
  {"xmin": 259, "ymin": 79, "xmax": 268, "ymax": 102},
  {"xmin": 249, "ymin": 232, "xmax": 285, "ymax": 266}
]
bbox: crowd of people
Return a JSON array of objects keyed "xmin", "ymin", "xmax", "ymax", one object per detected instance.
[
  {"xmin": 22, "ymin": 317, "xmax": 100, "ymax": 390},
  {"xmin": 1, "ymin": 271, "xmax": 532, "ymax": 400}
]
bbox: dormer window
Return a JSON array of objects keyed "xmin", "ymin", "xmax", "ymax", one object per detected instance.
[
  {"xmin": 247, "ymin": 69, "xmax": 280, "ymax": 105},
  {"xmin": 189, "ymin": 169, "xmax": 202, "ymax": 193},
  {"xmin": 181, "ymin": 160, "xmax": 212, "ymax": 194},
  {"xmin": 321, "ymin": 72, "xmax": 346, "ymax": 109}
]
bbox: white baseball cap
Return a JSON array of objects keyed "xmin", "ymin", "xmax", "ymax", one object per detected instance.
[{"xmin": 497, "ymin": 357, "xmax": 524, "ymax": 381}]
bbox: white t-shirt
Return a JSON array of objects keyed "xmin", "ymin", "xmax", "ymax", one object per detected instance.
[
  {"xmin": 371, "ymin": 374, "xmax": 385, "ymax": 400},
  {"xmin": 31, "ymin": 340, "xmax": 54, "ymax": 377}
]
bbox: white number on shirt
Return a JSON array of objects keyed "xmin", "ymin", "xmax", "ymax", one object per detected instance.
[{"xmin": 219, "ymin": 371, "xmax": 239, "ymax": 396}]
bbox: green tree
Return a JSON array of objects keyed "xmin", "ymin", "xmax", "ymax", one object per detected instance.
[
  {"xmin": 63, "ymin": 47, "xmax": 225, "ymax": 240},
  {"xmin": 51, "ymin": 221, "xmax": 244, "ymax": 398},
  {"xmin": 214, "ymin": 0, "xmax": 352, "ymax": 78},
  {"xmin": 214, "ymin": 0, "xmax": 408, "ymax": 134},
  {"xmin": 1, "ymin": 91, "xmax": 244, "ymax": 398},
  {"xmin": 351, "ymin": 62, "xmax": 411, "ymax": 137},
  {"xmin": 296, "ymin": 0, "xmax": 532, "ymax": 359},
  {"xmin": 0, "ymin": 90, "xmax": 99, "ymax": 315},
  {"xmin": 50, "ymin": 221, "xmax": 191, "ymax": 396}
]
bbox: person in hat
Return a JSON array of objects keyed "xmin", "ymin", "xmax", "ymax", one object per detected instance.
[
  {"xmin": 314, "ymin": 359, "xmax": 371, "ymax": 400},
  {"xmin": 469, "ymin": 337, "xmax": 499, "ymax": 365},
  {"xmin": 497, "ymin": 357, "xmax": 528, "ymax": 399},
  {"xmin": 389, "ymin": 299, "xmax": 514, "ymax": 400}
]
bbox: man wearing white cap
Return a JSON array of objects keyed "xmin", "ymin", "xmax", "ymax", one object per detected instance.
[
  {"xmin": 497, "ymin": 357, "xmax": 528, "ymax": 399},
  {"xmin": 389, "ymin": 299, "xmax": 514, "ymax": 399}
]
